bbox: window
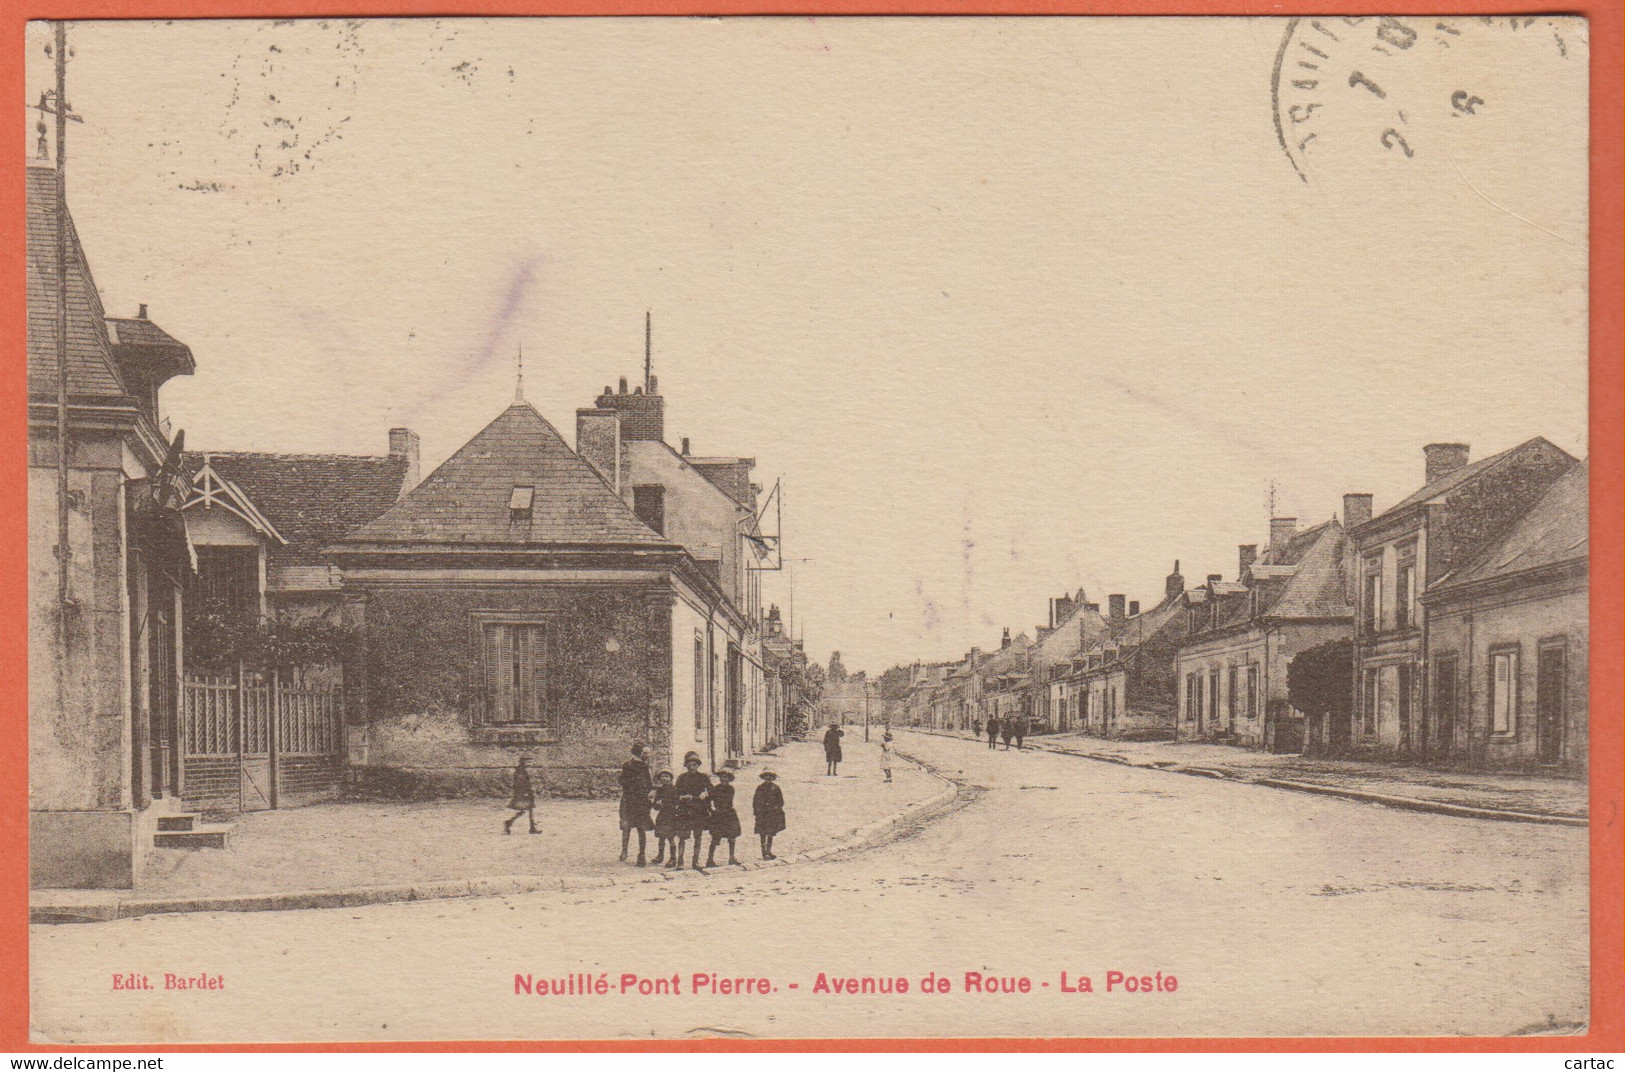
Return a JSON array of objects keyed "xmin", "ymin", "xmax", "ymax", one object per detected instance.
[
  {"xmin": 508, "ymin": 485, "xmax": 534, "ymax": 524},
  {"xmin": 194, "ymin": 545, "xmax": 260, "ymax": 615},
  {"xmin": 693, "ymin": 635, "xmax": 706, "ymax": 733},
  {"xmin": 1208, "ymin": 669, "xmax": 1221, "ymax": 723},
  {"xmin": 1433, "ymin": 654, "xmax": 1459, "ymax": 752},
  {"xmin": 1184, "ymin": 673, "xmax": 1199, "ymax": 721},
  {"xmin": 1362, "ymin": 667, "xmax": 1380, "ymax": 735},
  {"xmin": 1363, "ymin": 555, "xmax": 1384, "ymax": 633},
  {"xmin": 482, "ymin": 622, "xmax": 549, "ymax": 725},
  {"xmin": 1490, "ymin": 648, "xmax": 1519, "ymax": 735},
  {"xmin": 1395, "ymin": 543, "xmax": 1417, "ymax": 630},
  {"xmin": 1397, "ymin": 663, "xmax": 1414, "ymax": 749},
  {"xmin": 632, "ymin": 484, "xmax": 665, "ymax": 535},
  {"xmin": 1226, "ymin": 667, "xmax": 1238, "ymax": 727},
  {"xmin": 1246, "ymin": 665, "xmax": 1259, "ymax": 720}
]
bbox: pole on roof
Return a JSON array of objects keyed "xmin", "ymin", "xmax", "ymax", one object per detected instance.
[
  {"xmin": 644, "ymin": 310, "xmax": 652, "ymax": 391},
  {"xmin": 53, "ymin": 21, "xmax": 71, "ymax": 613}
]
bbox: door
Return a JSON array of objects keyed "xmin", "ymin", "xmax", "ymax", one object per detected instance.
[
  {"xmin": 725, "ymin": 645, "xmax": 744, "ymax": 759},
  {"xmin": 238, "ymin": 671, "xmax": 274, "ymax": 811},
  {"xmin": 1536, "ymin": 644, "xmax": 1566, "ymax": 766},
  {"xmin": 1397, "ymin": 664, "xmax": 1414, "ymax": 754},
  {"xmin": 1431, "ymin": 655, "xmax": 1458, "ymax": 761}
]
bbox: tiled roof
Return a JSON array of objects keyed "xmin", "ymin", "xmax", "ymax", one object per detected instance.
[
  {"xmin": 1264, "ymin": 521, "xmax": 1352, "ymax": 619},
  {"xmin": 26, "ymin": 164, "xmax": 127, "ymax": 399},
  {"xmin": 1375, "ymin": 438, "xmax": 1563, "ymax": 521},
  {"xmin": 183, "ymin": 450, "xmax": 413, "ymax": 565},
  {"xmin": 1435, "ymin": 461, "xmax": 1588, "ymax": 590},
  {"xmin": 344, "ymin": 402, "xmax": 674, "ymax": 548}
]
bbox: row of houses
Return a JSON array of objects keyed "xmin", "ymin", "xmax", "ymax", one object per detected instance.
[
  {"xmin": 27, "ymin": 159, "xmax": 817, "ymax": 888},
  {"xmin": 892, "ymin": 440, "xmax": 1589, "ymax": 779}
]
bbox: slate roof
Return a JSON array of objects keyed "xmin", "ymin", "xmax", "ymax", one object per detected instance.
[
  {"xmin": 343, "ymin": 402, "xmax": 675, "ymax": 549},
  {"xmin": 1376, "ymin": 438, "xmax": 1564, "ymax": 520},
  {"xmin": 1434, "ymin": 461, "xmax": 1588, "ymax": 590},
  {"xmin": 27, "ymin": 164, "xmax": 127, "ymax": 399},
  {"xmin": 1263, "ymin": 521, "xmax": 1352, "ymax": 619},
  {"xmin": 183, "ymin": 450, "xmax": 413, "ymax": 565}
]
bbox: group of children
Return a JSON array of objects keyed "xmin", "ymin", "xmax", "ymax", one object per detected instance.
[{"xmin": 616, "ymin": 744, "xmax": 786, "ymax": 869}]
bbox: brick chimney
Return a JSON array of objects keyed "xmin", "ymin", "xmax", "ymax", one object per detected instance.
[
  {"xmin": 1238, "ymin": 544, "xmax": 1258, "ymax": 580},
  {"xmin": 595, "ymin": 376, "xmax": 665, "ymax": 442},
  {"xmin": 575, "ymin": 407, "xmax": 622, "ymax": 492},
  {"xmin": 1128, "ymin": 600, "xmax": 1140, "ymax": 617},
  {"xmin": 1206, "ymin": 573, "xmax": 1223, "ymax": 589},
  {"xmin": 1164, "ymin": 561, "xmax": 1185, "ymax": 604},
  {"xmin": 388, "ymin": 428, "xmax": 420, "ymax": 496},
  {"xmin": 1001, "ymin": 628, "xmax": 1011, "ymax": 650},
  {"xmin": 1269, "ymin": 517, "xmax": 1297, "ymax": 551},
  {"xmin": 1108, "ymin": 594, "xmax": 1126, "ymax": 623},
  {"xmin": 1424, "ymin": 443, "xmax": 1470, "ymax": 485},
  {"xmin": 1343, "ymin": 493, "xmax": 1374, "ymax": 529}
]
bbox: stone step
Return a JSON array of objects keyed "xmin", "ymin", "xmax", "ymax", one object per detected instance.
[
  {"xmin": 155, "ymin": 815, "xmax": 197, "ymax": 832},
  {"xmin": 153, "ymin": 824, "xmax": 232, "ymax": 850}
]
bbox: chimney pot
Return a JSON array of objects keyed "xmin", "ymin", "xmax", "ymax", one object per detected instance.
[
  {"xmin": 1207, "ymin": 573, "xmax": 1223, "ymax": 587},
  {"xmin": 1424, "ymin": 443, "xmax": 1471, "ymax": 485},
  {"xmin": 681, "ymin": 437, "xmax": 690, "ymax": 455},
  {"xmin": 1164, "ymin": 562, "xmax": 1186, "ymax": 604},
  {"xmin": 137, "ymin": 303, "xmax": 148, "ymax": 319},
  {"xmin": 618, "ymin": 376, "xmax": 629, "ymax": 394},
  {"xmin": 1343, "ymin": 492, "xmax": 1374, "ymax": 529},
  {"xmin": 1128, "ymin": 600, "xmax": 1140, "ymax": 617},
  {"xmin": 1001, "ymin": 627, "xmax": 1011, "ymax": 649}
]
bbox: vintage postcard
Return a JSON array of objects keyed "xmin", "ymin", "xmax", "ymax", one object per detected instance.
[{"xmin": 18, "ymin": 13, "xmax": 1611, "ymax": 1046}]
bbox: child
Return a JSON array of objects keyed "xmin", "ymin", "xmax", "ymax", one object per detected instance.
[
  {"xmin": 880, "ymin": 733, "xmax": 895, "ymax": 783},
  {"xmin": 618, "ymin": 742, "xmax": 654, "ymax": 866},
  {"xmin": 673, "ymin": 752, "xmax": 712, "ymax": 871},
  {"xmin": 705, "ymin": 769, "xmax": 743, "ymax": 867},
  {"xmin": 503, "ymin": 755, "xmax": 539, "ymax": 835},
  {"xmin": 753, "ymin": 770, "xmax": 786, "ymax": 860},
  {"xmin": 651, "ymin": 770, "xmax": 680, "ymax": 866}
]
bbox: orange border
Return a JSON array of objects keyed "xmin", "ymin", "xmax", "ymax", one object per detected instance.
[{"xmin": 1, "ymin": 0, "xmax": 1619, "ymax": 1053}]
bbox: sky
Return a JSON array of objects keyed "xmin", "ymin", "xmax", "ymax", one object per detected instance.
[{"xmin": 25, "ymin": 16, "xmax": 1590, "ymax": 674}]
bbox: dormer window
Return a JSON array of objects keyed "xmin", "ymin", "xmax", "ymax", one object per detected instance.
[{"xmin": 509, "ymin": 485, "xmax": 534, "ymax": 521}]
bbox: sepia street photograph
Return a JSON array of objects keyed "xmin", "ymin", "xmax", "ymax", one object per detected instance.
[{"xmin": 21, "ymin": 15, "xmax": 1596, "ymax": 1044}]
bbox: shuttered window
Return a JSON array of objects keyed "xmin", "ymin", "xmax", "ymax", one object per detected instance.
[
  {"xmin": 1490, "ymin": 649, "xmax": 1518, "ymax": 735},
  {"xmin": 484, "ymin": 623, "xmax": 549, "ymax": 725}
]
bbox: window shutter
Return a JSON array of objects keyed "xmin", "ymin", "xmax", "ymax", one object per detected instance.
[{"xmin": 491, "ymin": 624, "xmax": 515, "ymax": 723}]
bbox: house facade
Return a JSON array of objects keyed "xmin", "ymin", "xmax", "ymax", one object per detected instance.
[
  {"xmin": 1175, "ymin": 514, "xmax": 1354, "ymax": 751},
  {"xmin": 1420, "ymin": 462, "xmax": 1588, "ymax": 776},
  {"xmin": 1347, "ymin": 439, "xmax": 1576, "ymax": 762},
  {"xmin": 1063, "ymin": 566, "xmax": 1188, "ymax": 740},
  {"xmin": 27, "ymin": 162, "xmax": 197, "ymax": 888},
  {"xmin": 1030, "ymin": 592, "xmax": 1109, "ymax": 732}
]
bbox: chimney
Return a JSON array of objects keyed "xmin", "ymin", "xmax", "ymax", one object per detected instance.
[
  {"xmin": 137, "ymin": 303, "xmax": 148, "ymax": 319},
  {"xmin": 388, "ymin": 428, "xmax": 420, "ymax": 496},
  {"xmin": 1128, "ymin": 600, "xmax": 1140, "ymax": 617},
  {"xmin": 575, "ymin": 407, "xmax": 622, "ymax": 492},
  {"xmin": 618, "ymin": 376, "xmax": 629, "ymax": 394},
  {"xmin": 681, "ymin": 437, "xmax": 690, "ymax": 456},
  {"xmin": 1108, "ymin": 594, "xmax": 1126, "ymax": 623},
  {"xmin": 1424, "ymin": 442, "xmax": 1470, "ymax": 485},
  {"xmin": 1206, "ymin": 573, "xmax": 1223, "ymax": 588},
  {"xmin": 1239, "ymin": 544, "xmax": 1258, "ymax": 580},
  {"xmin": 1343, "ymin": 493, "xmax": 1374, "ymax": 529},
  {"xmin": 1164, "ymin": 560, "xmax": 1185, "ymax": 604},
  {"xmin": 596, "ymin": 377, "xmax": 666, "ymax": 442},
  {"xmin": 1269, "ymin": 517, "xmax": 1297, "ymax": 551},
  {"xmin": 1085, "ymin": 601, "xmax": 1100, "ymax": 614},
  {"xmin": 1001, "ymin": 628, "xmax": 1011, "ymax": 650}
]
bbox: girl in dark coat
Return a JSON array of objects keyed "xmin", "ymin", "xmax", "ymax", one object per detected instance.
[
  {"xmin": 618, "ymin": 742, "xmax": 654, "ymax": 866},
  {"xmin": 651, "ymin": 771, "xmax": 680, "ymax": 866},
  {"xmin": 753, "ymin": 771, "xmax": 786, "ymax": 859},
  {"xmin": 503, "ymin": 756, "xmax": 539, "ymax": 835},
  {"xmin": 704, "ymin": 769, "xmax": 743, "ymax": 867},
  {"xmin": 823, "ymin": 724, "xmax": 844, "ymax": 776},
  {"xmin": 673, "ymin": 753, "xmax": 713, "ymax": 871}
]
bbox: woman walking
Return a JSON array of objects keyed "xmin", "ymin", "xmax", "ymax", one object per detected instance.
[
  {"xmin": 704, "ymin": 769, "xmax": 743, "ymax": 867},
  {"xmin": 674, "ymin": 752, "xmax": 713, "ymax": 871},
  {"xmin": 502, "ymin": 755, "xmax": 539, "ymax": 835},
  {"xmin": 753, "ymin": 771, "xmax": 786, "ymax": 860},
  {"xmin": 823, "ymin": 723, "xmax": 845, "ymax": 776}
]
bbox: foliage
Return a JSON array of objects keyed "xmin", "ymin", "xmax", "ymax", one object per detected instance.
[
  {"xmin": 826, "ymin": 651, "xmax": 848, "ymax": 683},
  {"xmin": 185, "ymin": 597, "xmax": 360, "ymax": 675},
  {"xmin": 1286, "ymin": 638, "xmax": 1354, "ymax": 718}
]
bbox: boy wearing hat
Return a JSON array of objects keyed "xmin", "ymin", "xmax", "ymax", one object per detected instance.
[
  {"xmin": 618, "ymin": 742, "xmax": 654, "ymax": 866},
  {"xmin": 704, "ymin": 768, "xmax": 743, "ymax": 868},
  {"xmin": 753, "ymin": 770, "xmax": 786, "ymax": 860},
  {"xmin": 673, "ymin": 752, "xmax": 713, "ymax": 871}
]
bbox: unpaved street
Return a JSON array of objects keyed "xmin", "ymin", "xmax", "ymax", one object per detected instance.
[{"xmin": 31, "ymin": 732, "xmax": 1589, "ymax": 1043}]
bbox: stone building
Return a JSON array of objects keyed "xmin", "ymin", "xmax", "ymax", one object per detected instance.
[
  {"xmin": 1030, "ymin": 591, "xmax": 1109, "ymax": 732},
  {"xmin": 27, "ymin": 162, "xmax": 196, "ymax": 887},
  {"xmin": 1420, "ymin": 461, "xmax": 1588, "ymax": 775},
  {"xmin": 1346, "ymin": 439, "xmax": 1577, "ymax": 762},
  {"xmin": 1175, "ymin": 514, "xmax": 1354, "ymax": 752},
  {"xmin": 1061, "ymin": 566, "xmax": 1188, "ymax": 740}
]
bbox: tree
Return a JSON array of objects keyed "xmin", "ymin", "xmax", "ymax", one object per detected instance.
[
  {"xmin": 827, "ymin": 651, "xmax": 848, "ymax": 683},
  {"xmin": 1287, "ymin": 638, "xmax": 1354, "ymax": 755}
]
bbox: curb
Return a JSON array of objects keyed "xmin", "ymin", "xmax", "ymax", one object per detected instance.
[
  {"xmin": 904, "ymin": 727, "xmax": 1586, "ymax": 828},
  {"xmin": 31, "ymin": 762, "xmax": 961, "ymax": 925}
]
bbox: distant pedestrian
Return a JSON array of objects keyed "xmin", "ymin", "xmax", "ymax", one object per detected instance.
[
  {"xmin": 823, "ymin": 723, "xmax": 845, "ymax": 776},
  {"xmin": 503, "ymin": 755, "xmax": 539, "ymax": 835},
  {"xmin": 704, "ymin": 769, "xmax": 743, "ymax": 868},
  {"xmin": 651, "ymin": 771, "xmax": 680, "ymax": 866},
  {"xmin": 1001, "ymin": 719, "xmax": 1014, "ymax": 750},
  {"xmin": 753, "ymin": 771, "xmax": 786, "ymax": 860},
  {"xmin": 1013, "ymin": 717, "xmax": 1027, "ymax": 750},
  {"xmin": 987, "ymin": 718, "xmax": 1001, "ymax": 749},
  {"xmin": 973, "ymin": 720, "xmax": 983, "ymax": 740},
  {"xmin": 618, "ymin": 742, "xmax": 654, "ymax": 866},
  {"xmin": 880, "ymin": 733, "xmax": 895, "ymax": 783},
  {"xmin": 674, "ymin": 752, "xmax": 712, "ymax": 871}
]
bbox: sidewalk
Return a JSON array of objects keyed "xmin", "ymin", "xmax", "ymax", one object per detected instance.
[
  {"xmin": 32, "ymin": 736, "xmax": 953, "ymax": 923},
  {"xmin": 917, "ymin": 728, "xmax": 1587, "ymax": 824}
]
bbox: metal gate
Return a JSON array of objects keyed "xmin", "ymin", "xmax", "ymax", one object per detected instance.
[{"xmin": 181, "ymin": 666, "xmax": 344, "ymax": 813}]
